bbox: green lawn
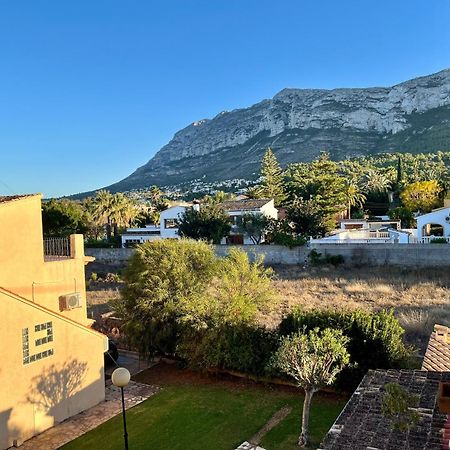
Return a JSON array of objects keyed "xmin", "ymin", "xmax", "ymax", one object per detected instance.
[{"xmin": 62, "ymin": 382, "xmax": 345, "ymax": 450}]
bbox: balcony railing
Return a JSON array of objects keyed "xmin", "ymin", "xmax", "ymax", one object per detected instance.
[{"xmin": 44, "ymin": 237, "xmax": 72, "ymax": 260}]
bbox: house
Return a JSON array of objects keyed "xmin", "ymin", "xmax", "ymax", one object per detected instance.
[
  {"xmin": 339, "ymin": 218, "xmax": 401, "ymax": 231},
  {"xmin": 415, "ymin": 204, "xmax": 450, "ymax": 243},
  {"xmin": 0, "ymin": 195, "xmax": 108, "ymax": 449},
  {"xmin": 121, "ymin": 204, "xmax": 192, "ymax": 247},
  {"xmin": 319, "ymin": 369, "xmax": 450, "ymax": 450},
  {"xmin": 310, "ymin": 227, "xmax": 414, "ymax": 245},
  {"xmin": 422, "ymin": 324, "xmax": 450, "ymax": 372},
  {"xmin": 219, "ymin": 198, "xmax": 278, "ymax": 245},
  {"xmin": 121, "ymin": 199, "xmax": 278, "ymax": 246}
]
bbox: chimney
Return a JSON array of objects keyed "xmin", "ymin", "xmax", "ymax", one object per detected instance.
[{"xmin": 434, "ymin": 324, "xmax": 450, "ymax": 344}]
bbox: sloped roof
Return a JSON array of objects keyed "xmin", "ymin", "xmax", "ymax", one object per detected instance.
[
  {"xmin": 0, "ymin": 194, "xmax": 40, "ymax": 204},
  {"xmin": 319, "ymin": 369, "xmax": 450, "ymax": 450},
  {"xmin": 220, "ymin": 198, "xmax": 272, "ymax": 211},
  {"xmin": 422, "ymin": 324, "xmax": 450, "ymax": 372}
]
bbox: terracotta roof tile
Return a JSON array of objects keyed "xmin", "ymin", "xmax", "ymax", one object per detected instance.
[
  {"xmin": 319, "ymin": 369, "xmax": 450, "ymax": 450},
  {"xmin": 422, "ymin": 324, "xmax": 450, "ymax": 372}
]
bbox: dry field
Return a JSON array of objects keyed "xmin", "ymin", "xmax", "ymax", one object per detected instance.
[
  {"xmin": 85, "ymin": 263, "xmax": 450, "ymax": 349},
  {"xmin": 270, "ymin": 265, "xmax": 450, "ymax": 348}
]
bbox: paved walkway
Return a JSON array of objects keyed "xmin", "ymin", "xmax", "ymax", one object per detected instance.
[{"xmin": 20, "ymin": 381, "xmax": 159, "ymax": 450}]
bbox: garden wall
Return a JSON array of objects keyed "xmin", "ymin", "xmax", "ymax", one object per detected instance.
[{"xmin": 84, "ymin": 243, "xmax": 450, "ymax": 268}]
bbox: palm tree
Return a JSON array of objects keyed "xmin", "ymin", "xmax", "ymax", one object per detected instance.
[
  {"xmin": 361, "ymin": 169, "xmax": 392, "ymax": 194},
  {"xmin": 90, "ymin": 190, "xmax": 114, "ymax": 239},
  {"xmin": 344, "ymin": 180, "xmax": 366, "ymax": 218}
]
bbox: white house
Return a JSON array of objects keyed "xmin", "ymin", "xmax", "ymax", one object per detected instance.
[
  {"xmin": 339, "ymin": 219, "xmax": 401, "ymax": 231},
  {"xmin": 415, "ymin": 204, "xmax": 450, "ymax": 243},
  {"xmin": 310, "ymin": 228, "xmax": 414, "ymax": 245},
  {"xmin": 121, "ymin": 204, "xmax": 191, "ymax": 247},
  {"xmin": 220, "ymin": 198, "xmax": 278, "ymax": 245},
  {"xmin": 121, "ymin": 198, "xmax": 278, "ymax": 246}
]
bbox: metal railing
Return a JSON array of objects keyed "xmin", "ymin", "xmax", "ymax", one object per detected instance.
[{"xmin": 43, "ymin": 237, "xmax": 72, "ymax": 260}]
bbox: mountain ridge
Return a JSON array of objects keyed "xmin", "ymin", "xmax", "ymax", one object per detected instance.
[{"xmin": 81, "ymin": 69, "xmax": 450, "ymax": 195}]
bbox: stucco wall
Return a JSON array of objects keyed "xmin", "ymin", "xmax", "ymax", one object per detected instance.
[
  {"xmin": 0, "ymin": 196, "xmax": 90, "ymax": 325},
  {"xmin": 86, "ymin": 243, "xmax": 450, "ymax": 268},
  {"xmin": 0, "ymin": 289, "xmax": 106, "ymax": 449}
]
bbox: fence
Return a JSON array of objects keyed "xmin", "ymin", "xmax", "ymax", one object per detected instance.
[{"xmin": 43, "ymin": 237, "xmax": 72, "ymax": 260}]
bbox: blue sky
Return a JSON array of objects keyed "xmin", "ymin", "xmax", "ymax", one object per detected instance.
[{"xmin": 0, "ymin": 1, "xmax": 449, "ymax": 197}]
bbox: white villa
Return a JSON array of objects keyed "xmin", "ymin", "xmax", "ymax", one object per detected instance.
[
  {"xmin": 121, "ymin": 204, "xmax": 192, "ymax": 247},
  {"xmin": 311, "ymin": 202, "xmax": 450, "ymax": 245},
  {"xmin": 121, "ymin": 198, "xmax": 278, "ymax": 246},
  {"xmin": 220, "ymin": 198, "xmax": 278, "ymax": 245},
  {"xmin": 416, "ymin": 203, "xmax": 450, "ymax": 243}
]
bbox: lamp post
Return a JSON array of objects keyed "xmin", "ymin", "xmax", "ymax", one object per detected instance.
[{"xmin": 112, "ymin": 367, "xmax": 131, "ymax": 450}]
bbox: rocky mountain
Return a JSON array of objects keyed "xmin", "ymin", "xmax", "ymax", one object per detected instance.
[{"xmin": 105, "ymin": 69, "xmax": 450, "ymax": 193}]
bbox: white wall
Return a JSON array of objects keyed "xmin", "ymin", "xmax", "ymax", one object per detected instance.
[{"xmin": 416, "ymin": 207, "xmax": 450, "ymax": 238}]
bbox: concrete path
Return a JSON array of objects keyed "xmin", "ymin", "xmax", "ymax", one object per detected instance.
[{"xmin": 20, "ymin": 381, "xmax": 159, "ymax": 450}]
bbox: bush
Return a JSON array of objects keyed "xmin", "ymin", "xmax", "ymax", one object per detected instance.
[
  {"xmin": 430, "ymin": 238, "xmax": 448, "ymax": 244},
  {"xmin": 308, "ymin": 250, "xmax": 344, "ymax": 267},
  {"xmin": 278, "ymin": 308, "xmax": 411, "ymax": 390},
  {"xmin": 180, "ymin": 324, "xmax": 278, "ymax": 376}
]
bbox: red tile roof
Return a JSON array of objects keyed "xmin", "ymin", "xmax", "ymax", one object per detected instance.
[{"xmin": 422, "ymin": 324, "xmax": 450, "ymax": 372}]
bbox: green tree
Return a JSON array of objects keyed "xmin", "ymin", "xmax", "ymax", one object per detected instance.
[
  {"xmin": 114, "ymin": 239, "xmax": 216, "ymax": 356},
  {"xmin": 273, "ymin": 328, "xmax": 350, "ymax": 447},
  {"xmin": 389, "ymin": 207, "xmax": 415, "ymax": 228},
  {"xmin": 382, "ymin": 382, "xmax": 419, "ymax": 448},
  {"xmin": 257, "ymin": 148, "xmax": 286, "ymax": 205},
  {"xmin": 286, "ymin": 197, "xmax": 328, "ymax": 237},
  {"xmin": 400, "ymin": 180, "xmax": 442, "ymax": 213},
  {"xmin": 42, "ymin": 199, "xmax": 89, "ymax": 237},
  {"xmin": 178, "ymin": 205, "xmax": 231, "ymax": 244},
  {"xmin": 236, "ymin": 213, "xmax": 269, "ymax": 244},
  {"xmin": 286, "ymin": 153, "xmax": 347, "ymax": 230}
]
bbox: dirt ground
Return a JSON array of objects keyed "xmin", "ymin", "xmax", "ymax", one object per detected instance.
[{"xmin": 133, "ymin": 360, "xmax": 347, "ymax": 402}]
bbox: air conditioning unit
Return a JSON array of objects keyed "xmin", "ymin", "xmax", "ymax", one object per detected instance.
[{"xmin": 59, "ymin": 292, "xmax": 82, "ymax": 311}]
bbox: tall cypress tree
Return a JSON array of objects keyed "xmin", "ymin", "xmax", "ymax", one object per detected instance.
[{"xmin": 258, "ymin": 148, "xmax": 286, "ymax": 206}]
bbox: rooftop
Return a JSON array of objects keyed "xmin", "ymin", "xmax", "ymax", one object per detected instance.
[
  {"xmin": 422, "ymin": 324, "xmax": 450, "ymax": 372},
  {"xmin": 220, "ymin": 198, "xmax": 272, "ymax": 211},
  {"xmin": 0, "ymin": 194, "xmax": 40, "ymax": 204},
  {"xmin": 320, "ymin": 369, "xmax": 450, "ymax": 450}
]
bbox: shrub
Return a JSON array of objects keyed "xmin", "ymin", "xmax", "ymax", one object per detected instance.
[
  {"xmin": 430, "ymin": 237, "xmax": 448, "ymax": 244},
  {"xmin": 308, "ymin": 250, "xmax": 344, "ymax": 267},
  {"xmin": 278, "ymin": 308, "xmax": 411, "ymax": 390},
  {"xmin": 180, "ymin": 324, "xmax": 278, "ymax": 376}
]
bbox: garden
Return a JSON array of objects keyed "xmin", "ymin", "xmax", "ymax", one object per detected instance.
[{"xmin": 62, "ymin": 362, "xmax": 347, "ymax": 450}]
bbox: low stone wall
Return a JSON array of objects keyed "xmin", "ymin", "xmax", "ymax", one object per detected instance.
[
  {"xmin": 85, "ymin": 243, "xmax": 450, "ymax": 268},
  {"xmin": 309, "ymin": 243, "xmax": 450, "ymax": 267}
]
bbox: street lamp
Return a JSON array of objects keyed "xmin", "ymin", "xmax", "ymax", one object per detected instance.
[{"xmin": 112, "ymin": 367, "xmax": 131, "ymax": 450}]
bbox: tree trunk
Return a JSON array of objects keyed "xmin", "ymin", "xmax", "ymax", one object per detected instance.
[
  {"xmin": 106, "ymin": 222, "xmax": 112, "ymax": 240},
  {"xmin": 298, "ymin": 388, "xmax": 314, "ymax": 447}
]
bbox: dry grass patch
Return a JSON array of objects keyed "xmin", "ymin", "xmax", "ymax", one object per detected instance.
[{"xmin": 269, "ymin": 265, "xmax": 450, "ymax": 350}]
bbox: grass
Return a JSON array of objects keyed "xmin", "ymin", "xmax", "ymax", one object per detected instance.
[{"xmin": 61, "ymin": 365, "xmax": 346, "ymax": 450}]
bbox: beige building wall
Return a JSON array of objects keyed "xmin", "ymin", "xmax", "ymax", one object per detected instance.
[
  {"xmin": 0, "ymin": 195, "xmax": 108, "ymax": 449},
  {"xmin": 0, "ymin": 195, "xmax": 91, "ymax": 325}
]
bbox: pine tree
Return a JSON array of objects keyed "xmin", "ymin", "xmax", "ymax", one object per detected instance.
[{"xmin": 258, "ymin": 148, "xmax": 286, "ymax": 206}]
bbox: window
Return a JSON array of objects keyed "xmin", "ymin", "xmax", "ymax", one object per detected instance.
[{"xmin": 164, "ymin": 219, "xmax": 178, "ymax": 229}]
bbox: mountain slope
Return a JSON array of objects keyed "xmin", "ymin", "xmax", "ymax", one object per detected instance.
[{"xmin": 105, "ymin": 69, "xmax": 450, "ymax": 193}]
